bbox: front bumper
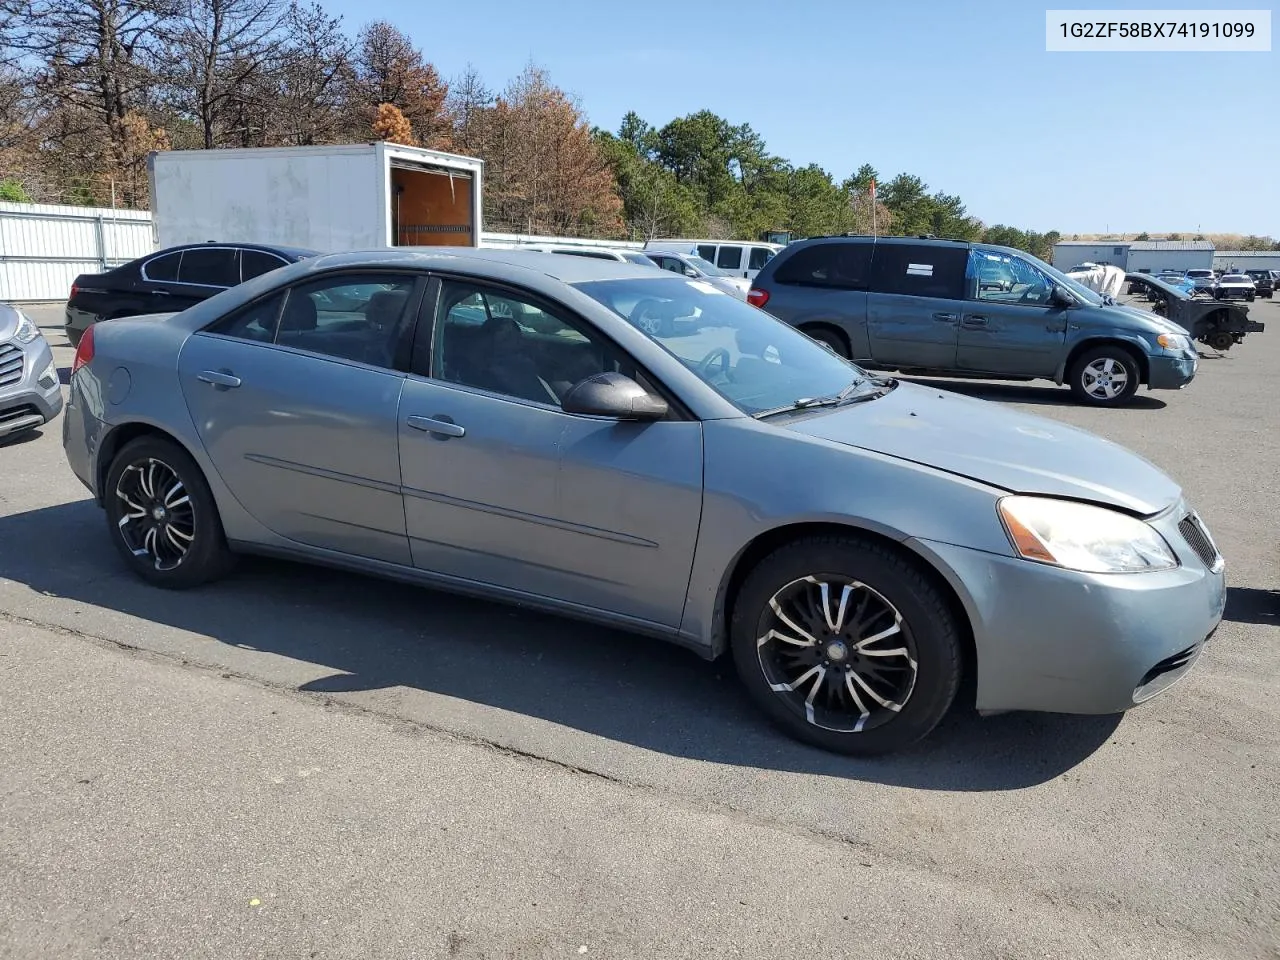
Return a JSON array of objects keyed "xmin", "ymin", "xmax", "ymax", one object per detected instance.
[
  {"xmin": 913, "ymin": 504, "xmax": 1225, "ymax": 716},
  {"xmin": 0, "ymin": 336, "xmax": 64, "ymax": 438},
  {"xmin": 1147, "ymin": 353, "xmax": 1198, "ymax": 390}
]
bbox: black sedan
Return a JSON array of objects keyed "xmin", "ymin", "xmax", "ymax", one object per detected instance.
[
  {"xmin": 1245, "ymin": 270, "xmax": 1274, "ymax": 299},
  {"xmin": 65, "ymin": 242, "xmax": 318, "ymax": 347}
]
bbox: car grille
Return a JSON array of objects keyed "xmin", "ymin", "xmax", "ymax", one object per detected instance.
[
  {"xmin": 0, "ymin": 403, "xmax": 38, "ymax": 424},
  {"xmin": 1137, "ymin": 642, "xmax": 1201, "ymax": 689},
  {"xmin": 1178, "ymin": 513, "xmax": 1221, "ymax": 569},
  {"xmin": 0, "ymin": 343, "xmax": 21, "ymax": 387}
]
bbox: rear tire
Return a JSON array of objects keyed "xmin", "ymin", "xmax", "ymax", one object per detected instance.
[
  {"xmin": 103, "ymin": 436, "xmax": 235, "ymax": 589},
  {"xmin": 802, "ymin": 326, "xmax": 850, "ymax": 358},
  {"xmin": 1067, "ymin": 345, "xmax": 1141, "ymax": 407},
  {"xmin": 730, "ymin": 536, "xmax": 962, "ymax": 756}
]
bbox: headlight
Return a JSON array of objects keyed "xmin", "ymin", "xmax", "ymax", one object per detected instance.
[
  {"xmin": 12, "ymin": 311, "xmax": 40, "ymax": 345},
  {"xmin": 998, "ymin": 496, "xmax": 1178, "ymax": 574},
  {"xmin": 1156, "ymin": 333, "xmax": 1192, "ymax": 351}
]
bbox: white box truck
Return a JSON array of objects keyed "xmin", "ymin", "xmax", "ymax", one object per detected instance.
[{"xmin": 147, "ymin": 142, "xmax": 484, "ymax": 253}]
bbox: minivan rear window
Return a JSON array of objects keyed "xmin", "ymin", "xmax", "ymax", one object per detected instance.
[{"xmin": 773, "ymin": 242, "xmax": 871, "ymax": 290}]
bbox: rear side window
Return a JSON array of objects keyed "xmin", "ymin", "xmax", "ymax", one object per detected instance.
[
  {"xmin": 241, "ymin": 249, "xmax": 288, "ymax": 281},
  {"xmin": 207, "ymin": 293, "xmax": 284, "ymax": 342},
  {"xmin": 179, "ymin": 247, "xmax": 239, "ymax": 287},
  {"xmin": 717, "ymin": 246, "xmax": 744, "ymax": 270},
  {"xmin": 748, "ymin": 247, "xmax": 773, "ymax": 270},
  {"xmin": 143, "ymin": 252, "xmax": 181, "ymax": 282},
  {"xmin": 869, "ymin": 244, "xmax": 968, "ymax": 300},
  {"xmin": 772, "ymin": 242, "xmax": 871, "ymax": 290}
]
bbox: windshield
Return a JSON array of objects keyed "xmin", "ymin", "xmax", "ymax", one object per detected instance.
[
  {"xmin": 1014, "ymin": 250, "xmax": 1104, "ymax": 305},
  {"xmin": 1137, "ymin": 274, "xmax": 1191, "ymax": 300},
  {"xmin": 573, "ymin": 276, "xmax": 866, "ymax": 416},
  {"xmin": 686, "ymin": 255, "xmax": 729, "ymax": 277},
  {"xmin": 1221, "ymin": 275, "xmax": 1249, "ymax": 282}
]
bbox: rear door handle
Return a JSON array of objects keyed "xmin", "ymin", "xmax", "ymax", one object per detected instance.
[
  {"xmin": 407, "ymin": 415, "xmax": 465, "ymax": 439},
  {"xmin": 932, "ymin": 312, "xmax": 959, "ymax": 322},
  {"xmin": 197, "ymin": 370, "xmax": 242, "ymax": 388}
]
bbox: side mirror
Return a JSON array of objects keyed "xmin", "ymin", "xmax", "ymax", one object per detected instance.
[
  {"xmin": 561, "ymin": 371, "xmax": 668, "ymax": 421},
  {"xmin": 684, "ymin": 266, "xmax": 699, "ymax": 278},
  {"xmin": 1050, "ymin": 286, "xmax": 1075, "ymax": 308}
]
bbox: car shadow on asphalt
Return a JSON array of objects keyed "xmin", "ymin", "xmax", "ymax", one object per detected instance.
[
  {"xmin": 1224, "ymin": 586, "xmax": 1278, "ymax": 626},
  {"xmin": 899, "ymin": 377, "xmax": 1169, "ymax": 409},
  {"xmin": 0, "ymin": 499, "xmax": 1122, "ymax": 793}
]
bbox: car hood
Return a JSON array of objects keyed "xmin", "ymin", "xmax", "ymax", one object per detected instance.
[
  {"xmin": 1107, "ymin": 302, "xmax": 1186, "ymax": 335},
  {"xmin": 0, "ymin": 303, "xmax": 19, "ymax": 341},
  {"xmin": 787, "ymin": 381, "xmax": 1181, "ymax": 515}
]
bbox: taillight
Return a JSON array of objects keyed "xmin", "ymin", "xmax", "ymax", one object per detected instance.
[
  {"xmin": 70, "ymin": 281, "xmax": 79, "ymax": 299},
  {"xmin": 747, "ymin": 288, "xmax": 770, "ymax": 308},
  {"xmin": 72, "ymin": 324, "xmax": 95, "ymax": 374}
]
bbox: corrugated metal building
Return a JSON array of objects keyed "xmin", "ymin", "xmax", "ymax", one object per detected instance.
[
  {"xmin": 1052, "ymin": 240, "xmax": 1131, "ymax": 270},
  {"xmin": 1051, "ymin": 239, "xmax": 1216, "ymax": 273},
  {"xmin": 0, "ymin": 201, "xmax": 154, "ymax": 301},
  {"xmin": 1125, "ymin": 240, "xmax": 1215, "ymax": 274},
  {"xmin": 1213, "ymin": 250, "xmax": 1280, "ymax": 272}
]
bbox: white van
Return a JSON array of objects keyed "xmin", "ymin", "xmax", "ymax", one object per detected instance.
[
  {"xmin": 514, "ymin": 243, "xmax": 658, "ymax": 267},
  {"xmin": 644, "ymin": 238, "xmax": 782, "ymax": 280}
]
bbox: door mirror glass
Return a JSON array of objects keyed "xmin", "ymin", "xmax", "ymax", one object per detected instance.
[
  {"xmin": 684, "ymin": 266, "xmax": 699, "ymax": 278},
  {"xmin": 1050, "ymin": 285, "xmax": 1075, "ymax": 308},
  {"xmin": 561, "ymin": 372, "xmax": 668, "ymax": 420}
]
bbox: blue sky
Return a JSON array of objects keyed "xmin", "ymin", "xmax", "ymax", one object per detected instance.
[{"xmin": 324, "ymin": 0, "xmax": 1277, "ymax": 236}]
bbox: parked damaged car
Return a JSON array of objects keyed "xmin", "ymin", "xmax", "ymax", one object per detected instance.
[
  {"xmin": 1124, "ymin": 272, "xmax": 1265, "ymax": 352},
  {"xmin": 1213, "ymin": 273, "xmax": 1256, "ymax": 302}
]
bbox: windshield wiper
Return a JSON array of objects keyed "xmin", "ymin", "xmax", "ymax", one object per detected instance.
[{"xmin": 754, "ymin": 376, "xmax": 895, "ymax": 419}]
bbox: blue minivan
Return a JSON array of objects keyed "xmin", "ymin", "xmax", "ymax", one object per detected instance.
[{"xmin": 747, "ymin": 236, "xmax": 1200, "ymax": 406}]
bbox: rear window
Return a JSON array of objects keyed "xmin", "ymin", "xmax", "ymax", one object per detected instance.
[
  {"xmin": 772, "ymin": 242, "xmax": 871, "ymax": 290},
  {"xmin": 179, "ymin": 247, "xmax": 239, "ymax": 287},
  {"xmin": 869, "ymin": 244, "xmax": 968, "ymax": 300},
  {"xmin": 143, "ymin": 251, "xmax": 181, "ymax": 282}
]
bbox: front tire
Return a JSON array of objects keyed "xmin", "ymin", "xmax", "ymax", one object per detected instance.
[
  {"xmin": 730, "ymin": 536, "xmax": 963, "ymax": 755},
  {"xmin": 1067, "ymin": 345, "xmax": 1141, "ymax": 406},
  {"xmin": 103, "ymin": 436, "xmax": 235, "ymax": 588}
]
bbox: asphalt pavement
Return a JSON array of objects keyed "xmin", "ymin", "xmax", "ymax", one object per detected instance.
[{"xmin": 1, "ymin": 301, "xmax": 1277, "ymax": 959}]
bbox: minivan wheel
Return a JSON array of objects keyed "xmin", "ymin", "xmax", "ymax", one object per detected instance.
[
  {"xmin": 730, "ymin": 536, "xmax": 962, "ymax": 755},
  {"xmin": 1067, "ymin": 345, "xmax": 1141, "ymax": 406},
  {"xmin": 103, "ymin": 436, "xmax": 235, "ymax": 589},
  {"xmin": 803, "ymin": 326, "xmax": 849, "ymax": 358}
]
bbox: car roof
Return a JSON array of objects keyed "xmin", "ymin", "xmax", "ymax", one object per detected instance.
[
  {"xmin": 290, "ymin": 246, "xmax": 658, "ymax": 284},
  {"xmin": 147, "ymin": 242, "xmax": 319, "ymax": 258}
]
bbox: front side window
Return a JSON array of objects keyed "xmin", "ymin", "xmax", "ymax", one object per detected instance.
[
  {"xmin": 275, "ymin": 273, "xmax": 417, "ymax": 367},
  {"xmin": 575, "ymin": 276, "xmax": 863, "ymax": 417},
  {"xmin": 241, "ymin": 249, "xmax": 288, "ymax": 281},
  {"xmin": 696, "ymin": 244, "xmax": 716, "ymax": 261},
  {"xmin": 432, "ymin": 282, "xmax": 626, "ymax": 406},
  {"xmin": 748, "ymin": 247, "xmax": 774, "ymax": 270},
  {"xmin": 968, "ymin": 251, "xmax": 1056, "ymax": 306},
  {"xmin": 179, "ymin": 247, "xmax": 239, "ymax": 287},
  {"xmin": 655, "ymin": 257, "xmax": 683, "ymax": 274}
]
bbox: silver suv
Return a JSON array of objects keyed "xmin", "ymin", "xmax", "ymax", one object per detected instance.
[{"xmin": 1, "ymin": 304, "xmax": 64, "ymax": 441}]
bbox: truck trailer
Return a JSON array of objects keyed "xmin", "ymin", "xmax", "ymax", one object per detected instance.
[{"xmin": 147, "ymin": 142, "xmax": 484, "ymax": 253}]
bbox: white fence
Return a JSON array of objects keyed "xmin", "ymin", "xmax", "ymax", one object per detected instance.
[
  {"xmin": 0, "ymin": 203, "xmax": 651, "ymax": 302},
  {"xmin": 0, "ymin": 202, "xmax": 156, "ymax": 301}
]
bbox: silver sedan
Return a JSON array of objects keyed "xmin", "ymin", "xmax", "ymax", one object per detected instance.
[{"xmin": 62, "ymin": 249, "xmax": 1226, "ymax": 754}]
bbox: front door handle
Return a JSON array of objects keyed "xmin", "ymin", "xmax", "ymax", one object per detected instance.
[
  {"xmin": 962, "ymin": 316, "xmax": 990, "ymax": 327},
  {"xmin": 407, "ymin": 415, "xmax": 466, "ymax": 439},
  {"xmin": 932, "ymin": 312, "xmax": 960, "ymax": 323},
  {"xmin": 197, "ymin": 370, "xmax": 242, "ymax": 388}
]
